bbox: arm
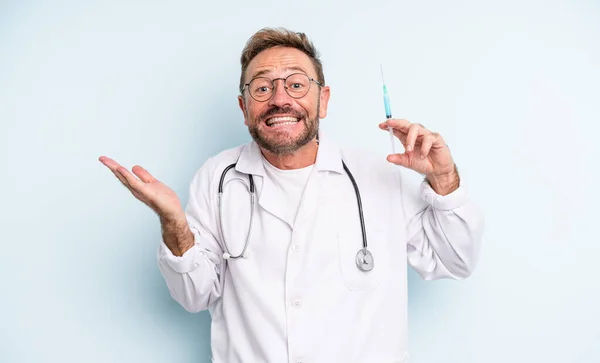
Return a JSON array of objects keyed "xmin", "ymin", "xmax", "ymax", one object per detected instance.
[
  {"xmin": 156, "ymin": 163, "xmax": 225, "ymax": 312},
  {"xmin": 400, "ymin": 169, "xmax": 484, "ymax": 280},
  {"xmin": 99, "ymin": 155, "xmax": 224, "ymax": 312},
  {"xmin": 379, "ymin": 119, "xmax": 484, "ymax": 280},
  {"xmin": 159, "ymin": 215, "xmax": 194, "ymax": 257}
]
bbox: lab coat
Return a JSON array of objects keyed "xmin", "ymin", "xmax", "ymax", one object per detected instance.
[{"xmin": 157, "ymin": 131, "xmax": 484, "ymax": 363}]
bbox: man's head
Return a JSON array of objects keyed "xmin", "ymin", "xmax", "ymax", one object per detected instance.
[{"xmin": 237, "ymin": 28, "xmax": 330, "ymax": 156}]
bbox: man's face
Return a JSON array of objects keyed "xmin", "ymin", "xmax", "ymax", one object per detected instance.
[{"xmin": 238, "ymin": 47, "xmax": 330, "ymax": 155}]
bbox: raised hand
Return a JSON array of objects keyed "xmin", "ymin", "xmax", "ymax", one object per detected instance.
[
  {"xmin": 379, "ymin": 119, "xmax": 459, "ymax": 195},
  {"xmin": 98, "ymin": 156, "xmax": 184, "ymax": 221}
]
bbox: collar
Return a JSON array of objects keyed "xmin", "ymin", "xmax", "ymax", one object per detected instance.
[{"xmin": 235, "ymin": 129, "xmax": 344, "ymax": 176}]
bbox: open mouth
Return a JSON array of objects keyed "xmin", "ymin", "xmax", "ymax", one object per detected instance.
[{"xmin": 265, "ymin": 116, "xmax": 300, "ymax": 127}]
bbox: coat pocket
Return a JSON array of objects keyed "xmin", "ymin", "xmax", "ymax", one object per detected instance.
[{"xmin": 337, "ymin": 228, "xmax": 389, "ymax": 291}]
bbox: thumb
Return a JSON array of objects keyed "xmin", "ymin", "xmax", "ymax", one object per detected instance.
[{"xmin": 387, "ymin": 153, "xmax": 411, "ymax": 168}]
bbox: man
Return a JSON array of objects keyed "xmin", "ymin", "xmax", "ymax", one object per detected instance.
[{"xmin": 100, "ymin": 27, "xmax": 483, "ymax": 363}]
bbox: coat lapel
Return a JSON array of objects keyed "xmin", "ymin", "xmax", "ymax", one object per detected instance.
[
  {"xmin": 234, "ymin": 132, "xmax": 345, "ymax": 228},
  {"xmin": 294, "ymin": 132, "xmax": 344, "ymax": 229},
  {"xmin": 235, "ymin": 141, "xmax": 289, "ymax": 226}
]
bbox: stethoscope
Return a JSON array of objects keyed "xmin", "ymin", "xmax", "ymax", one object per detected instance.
[{"xmin": 217, "ymin": 160, "xmax": 374, "ymax": 272}]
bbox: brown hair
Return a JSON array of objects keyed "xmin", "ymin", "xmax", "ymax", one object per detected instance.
[{"xmin": 239, "ymin": 27, "xmax": 325, "ymax": 94}]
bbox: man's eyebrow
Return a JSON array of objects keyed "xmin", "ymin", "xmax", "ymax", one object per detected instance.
[{"xmin": 249, "ymin": 66, "xmax": 309, "ymax": 80}]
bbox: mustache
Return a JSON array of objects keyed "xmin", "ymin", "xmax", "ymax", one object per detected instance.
[{"xmin": 258, "ymin": 106, "xmax": 305, "ymax": 121}]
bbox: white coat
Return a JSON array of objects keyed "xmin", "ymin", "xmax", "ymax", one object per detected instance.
[{"xmin": 157, "ymin": 131, "xmax": 484, "ymax": 363}]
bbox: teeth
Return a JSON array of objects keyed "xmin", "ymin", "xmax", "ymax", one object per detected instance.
[{"xmin": 266, "ymin": 116, "xmax": 299, "ymax": 126}]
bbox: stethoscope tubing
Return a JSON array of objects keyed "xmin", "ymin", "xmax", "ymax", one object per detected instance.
[{"xmin": 218, "ymin": 159, "xmax": 373, "ymax": 272}]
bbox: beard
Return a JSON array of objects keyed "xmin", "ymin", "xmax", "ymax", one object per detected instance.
[{"xmin": 248, "ymin": 100, "xmax": 320, "ymax": 156}]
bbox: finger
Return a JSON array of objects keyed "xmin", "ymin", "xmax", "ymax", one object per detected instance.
[
  {"xmin": 405, "ymin": 123, "xmax": 426, "ymax": 153},
  {"xmin": 111, "ymin": 167, "xmax": 135, "ymax": 192},
  {"xmin": 392, "ymin": 129, "xmax": 408, "ymax": 146},
  {"xmin": 101, "ymin": 157, "xmax": 140, "ymax": 193},
  {"xmin": 118, "ymin": 172, "xmax": 152, "ymax": 205},
  {"xmin": 132, "ymin": 165, "xmax": 156, "ymax": 183},
  {"xmin": 98, "ymin": 156, "xmax": 123, "ymax": 172},
  {"xmin": 379, "ymin": 121, "xmax": 397, "ymax": 131},
  {"xmin": 114, "ymin": 169, "xmax": 149, "ymax": 202},
  {"xmin": 386, "ymin": 153, "xmax": 411, "ymax": 168},
  {"xmin": 116, "ymin": 166, "xmax": 146, "ymax": 193},
  {"xmin": 420, "ymin": 133, "xmax": 436, "ymax": 159},
  {"xmin": 379, "ymin": 122, "xmax": 410, "ymax": 146},
  {"xmin": 384, "ymin": 118, "xmax": 412, "ymax": 132}
]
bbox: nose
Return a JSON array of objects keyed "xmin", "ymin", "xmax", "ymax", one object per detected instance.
[{"xmin": 268, "ymin": 79, "xmax": 293, "ymax": 108}]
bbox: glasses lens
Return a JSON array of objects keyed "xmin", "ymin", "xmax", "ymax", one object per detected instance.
[
  {"xmin": 249, "ymin": 78, "xmax": 273, "ymax": 101},
  {"xmin": 285, "ymin": 74, "xmax": 310, "ymax": 98}
]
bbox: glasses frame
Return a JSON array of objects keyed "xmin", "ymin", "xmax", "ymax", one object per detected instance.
[{"xmin": 241, "ymin": 72, "xmax": 323, "ymax": 102}]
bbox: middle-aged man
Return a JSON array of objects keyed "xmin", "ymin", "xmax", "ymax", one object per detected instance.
[{"xmin": 100, "ymin": 27, "xmax": 484, "ymax": 363}]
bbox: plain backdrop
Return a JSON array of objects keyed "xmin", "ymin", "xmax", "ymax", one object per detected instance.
[{"xmin": 1, "ymin": 0, "xmax": 599, "ymax": 362}]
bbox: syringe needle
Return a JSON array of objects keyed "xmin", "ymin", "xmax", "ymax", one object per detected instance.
[{"xmin": 389, "ymin": 124, "xmax": 395, "ymax": 154}]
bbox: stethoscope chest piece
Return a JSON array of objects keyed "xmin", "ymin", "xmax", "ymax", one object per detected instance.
[{"xmin": 355, "ymin": 248, "xmax": 374, "ymax": 272}]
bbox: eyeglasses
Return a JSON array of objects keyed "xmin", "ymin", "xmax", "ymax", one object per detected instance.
[{"xmin": 242, "ymin": 73, "xmax": 322, "ymax": 102}]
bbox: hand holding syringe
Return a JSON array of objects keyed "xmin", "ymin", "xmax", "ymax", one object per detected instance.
[{"xmin": 377, "ymin": 67, "xmax": 459, "ymax": 192}]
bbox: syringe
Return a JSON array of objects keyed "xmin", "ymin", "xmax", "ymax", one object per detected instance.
[{"xmin": 380, "ymin": 65, "xmax": 395, "ymax": 154}]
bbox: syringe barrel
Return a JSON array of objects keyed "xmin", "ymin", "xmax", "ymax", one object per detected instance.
[{"xmin": 383, "ymin": 91, "xmax": 392, "ymax": 119}]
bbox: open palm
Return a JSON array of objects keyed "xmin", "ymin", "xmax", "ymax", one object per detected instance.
[{"xmin": 99, "ymin": 156, "xmax": 183, "ymax": 220}]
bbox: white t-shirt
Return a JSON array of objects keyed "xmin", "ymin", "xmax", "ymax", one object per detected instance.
[{"xmin": 261, "ymin": 156, "xmax": 314, "ymax": 227}]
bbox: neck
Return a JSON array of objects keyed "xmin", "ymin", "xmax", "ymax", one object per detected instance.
[{"xmin": 261, "ymin": 137, "xmax": 319, "ymax": 170}]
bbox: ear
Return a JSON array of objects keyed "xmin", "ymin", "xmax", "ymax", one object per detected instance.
[
  {"xmin": 238, "ymin": 95, "xmax": 249, "ymax": 126},
  {"xmin": 318, "ymin": 86, "xmax": 331, "ymax": 119}
]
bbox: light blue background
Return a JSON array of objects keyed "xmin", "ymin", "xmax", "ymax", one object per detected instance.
[{"xmin": 1, "ymin": 0, "xmax": 599, "ymax": 362}]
